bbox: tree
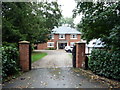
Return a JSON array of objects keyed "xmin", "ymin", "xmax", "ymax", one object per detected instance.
[
  {"xmin": 2, "ymin": 2, "xmax": 62, "ymax": 44},
  {"xmin": 59, "ymin": 17, "xmax": 75, "ymax": 28},
  {"xmin": 73, "ymin": 1, "xmax": 120, "ymax": 50}
]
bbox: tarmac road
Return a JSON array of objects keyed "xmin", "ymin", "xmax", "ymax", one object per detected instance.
[{"xmin": 3, "ymin": 50, "xmax": 108, "ymax": 88}]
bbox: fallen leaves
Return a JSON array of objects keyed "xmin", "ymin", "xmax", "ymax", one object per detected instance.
[
  {"xmin": 63, "ymin": 84, "xmax": 65, "ymax": 86},
  {"xmin": 76, "ymin": 74, "xmax": 80, "ymax": 77},
  {"xmin": 74, "ymin": 68, "xmax": 120, "ymax": 88},
  {"xmin": 40, "ymin": 81, "xmax": 48, "ymax": 86},
  {"xmin": 58, "ymin": 72, "xmax": 61, "ymax": 74},
  {"xmin": 79, "ymin": 83, "xmax": 82, "ymax": 86},
  {"xmin": 28, "ymin": 77, "xmax": 31, "ymax": 79},
  {"xmin": 20, "ymin": 78, "xmax": 25, "ymax": 80}
]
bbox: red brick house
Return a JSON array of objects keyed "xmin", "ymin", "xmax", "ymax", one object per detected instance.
[{"xmin": 37, "ymin": 26, "xmax": 81, "ymax": 50}]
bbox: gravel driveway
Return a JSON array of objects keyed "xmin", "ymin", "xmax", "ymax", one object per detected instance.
[{"xmin": 32, "ymin": 50, "xmax": 72, "ymax": 68}]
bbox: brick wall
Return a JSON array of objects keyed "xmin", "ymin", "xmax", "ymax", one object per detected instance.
[
  {"xmin": 66, "ymin": 34, "xmax": 81, "ymax": 46},
  {"xmin": 37, "ymin": 43, "xmax": 47, "ymax": 50},
  {"xmin": 37, "ymin": 34, "xmax": 81, "ymax": 50}
]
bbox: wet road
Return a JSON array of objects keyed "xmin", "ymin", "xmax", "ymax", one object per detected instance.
[
  {"xmin": 32, "ymin": 50, "xmax": 72, "ymax": 68},
  {"xmin": 3, "ymin": 50, "xmax": 108, "ymax": 88},
  {"xmin": 3, "ymin": 68, "xmax": 108, "ymax": 88}
]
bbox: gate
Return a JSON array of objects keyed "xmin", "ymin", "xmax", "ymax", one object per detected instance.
[
  {"xmin": 29, "ymin": 44, "xmax": 32, "ymax": 70},
  {"xmin": 72, "ymin": 45, "xmax": 76, "ymax": 67}
]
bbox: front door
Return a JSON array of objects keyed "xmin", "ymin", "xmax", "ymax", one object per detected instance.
[{"xmin": 59, "ymin": 43, "xmax": 67, "ymax": 49}]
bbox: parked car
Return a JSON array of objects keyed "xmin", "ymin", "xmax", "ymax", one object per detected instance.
[{"xmin": 64, "ymin": 46, "xmax": 73, "ymax": 53}]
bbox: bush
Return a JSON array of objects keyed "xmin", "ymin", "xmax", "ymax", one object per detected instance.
[
  {"xmin": 88, "ymin": 49, "xmax": 120, "ymax": 81},
  {"xmin": 46, "ymin": 48, "xmax": 56, "ymax": 50},
  {"xmin": 2, "ymin": 42, "xmax": 18, "ymax": 48},
  {"xmin": 2, "ymin": 45, "xmax": 20, "ymax": 79}
]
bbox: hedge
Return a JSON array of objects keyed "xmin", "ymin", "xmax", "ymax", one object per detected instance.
[
  {"xmin": 2, "ymin": 45, "xmax": 20, "ymax": 79},
  {"xmin": 88, "ymin": 49, "xmax": 120, "ymax": 81}
]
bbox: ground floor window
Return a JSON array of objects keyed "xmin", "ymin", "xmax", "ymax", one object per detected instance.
[
  {"xmin": 47, "ymin": 42, "xmax": 54, "ymax": 47},
  {"xmin": 70, "ymin": 42, "xmax": 75, "ymax": 47}
]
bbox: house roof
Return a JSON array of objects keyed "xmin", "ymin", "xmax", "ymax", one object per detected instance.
[{"xmin": 52, "ymin": 26, "xmax": 81, "ymax": 34}]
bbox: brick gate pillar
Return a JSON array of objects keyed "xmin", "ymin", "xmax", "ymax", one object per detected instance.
[
  {"xmin": 76, "ymin": 42, "xmax": 86, "ymax": 68},
  {"xmin": 19, "ymin": 41, "xmax": 30, "ymax": 71}
]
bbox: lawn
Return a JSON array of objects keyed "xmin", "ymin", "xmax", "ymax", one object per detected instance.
[{"xmin": 32, "ymin": 52, "xmax": 47, "ymax": 63}]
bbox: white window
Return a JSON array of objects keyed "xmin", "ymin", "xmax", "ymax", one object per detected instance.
[
  {"xmin": 70, "ymin": 42, "xmax": 75, "ymax": 47},
  {"xmin": 47, "ymin": 42, "xmax": 54, "ymax": 47},
  {"xmin": 49, "ymin": 34, "xmax": 54, "ymax": 39},
  {"xmin": 70, "ymin": 34, "xmax": 77, "ymax": 39},
  {"xmin": 59, "ymin": 34, "xmax": 65, "ymax": 39}
]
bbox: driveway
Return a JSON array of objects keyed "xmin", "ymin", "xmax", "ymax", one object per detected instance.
[
  {"xmin": 3, "ymin": 50, "xmax": 109, "ymax": 88},
  {"xmin": 32, "ymin": 50, "xmax": 72, "ymax": 68},
  {"xmin": 3, "ymin": 68, "xmax": 108, "ymax": 88}
]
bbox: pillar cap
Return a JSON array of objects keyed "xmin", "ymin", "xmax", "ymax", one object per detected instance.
[{"xmin": 19, "ymin": 41, "xmax": 30, "ymax": 44}]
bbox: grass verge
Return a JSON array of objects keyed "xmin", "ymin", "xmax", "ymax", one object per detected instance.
[{"xmin": 32, "ymin": 52, "xmax": 47, "ymax": 63}]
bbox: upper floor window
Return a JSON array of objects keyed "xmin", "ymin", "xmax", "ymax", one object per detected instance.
[
  {"xmin": 47, "ymin": 42, "xmax": 54, "ymax": 47},
  {"xmin": 59, "ymin": 34, "xmax": 65, "ymax": 39},
  {"xmin": 70, "ymin": 34, "xmax": 77, "ymax": 39},
  {"xmin": 49, "ymin": 34, "xmax": 54, "ymax": 39}
]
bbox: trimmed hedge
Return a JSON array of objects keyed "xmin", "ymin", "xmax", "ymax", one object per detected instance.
[
  {"xmin": 46, "ymin": 48, "xmax": 56, "ymax": 50},
  {"xmin": 2, "ymin": 46, "xmax": 20, "ymax": 79},
  {"xmin": 88, "ymin": 49, "xmax": 120, "ymax": 81}
]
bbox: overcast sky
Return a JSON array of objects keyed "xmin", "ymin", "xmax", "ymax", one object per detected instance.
[
  {"xmin": 38, "ymin": 0, "xmax": 82, "ymax": 24},
  {"xmin": 57, "ymin": 0, "xmax": 82, "ymax": 24},
  {"xmin": 57, "ymin": 0, "xmax": 76, "ymax": 17}
]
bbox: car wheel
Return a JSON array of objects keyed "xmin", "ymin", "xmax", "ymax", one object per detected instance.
[{"xmin": 68, "ymin": 50, "xmax": 71, "ymax": 53}]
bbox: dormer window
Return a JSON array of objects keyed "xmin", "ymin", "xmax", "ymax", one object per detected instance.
[
  {"xmin": 71, "ymin": 34, "xmax": 77, "ymax": 39},
  {"xmin": 59, "ymin": 34, "xmax": 65, "ymax": 39}
]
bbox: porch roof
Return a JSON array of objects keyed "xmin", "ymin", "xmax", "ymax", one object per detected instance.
[{"xmin": 57, "ymin": 40, "xmax": 68, "ymax": 43}]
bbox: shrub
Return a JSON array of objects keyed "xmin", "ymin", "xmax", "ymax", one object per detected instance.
[
  {"xmin": 88, "ymin": 49, "xmax": 120, "ymax": 81},
  {"xmin": 2, "ymin": 45, "xmax": 20, "ymax": 80},
  {"xmin": 46, "ymin": 48, "xmax": 56, "ymax": 50}
]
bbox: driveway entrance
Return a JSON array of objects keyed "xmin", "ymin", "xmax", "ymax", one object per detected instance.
[
  {"xmin": 3, "ymin": 50, "xmax": 109, "ymax": 88},
  {"xmin": 32, "ymin": 50, "xmax": 72, "ymax": 68}
]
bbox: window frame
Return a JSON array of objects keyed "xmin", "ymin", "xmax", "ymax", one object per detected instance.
[
  {"xmin": 47, "ymin": 42, "xmax": 54, "ymax": 47},
  {"xmin": 59, "ymin": 34, "xmax": 65, "ymax": 39},
  {"xmin": 70, "ymin": 34, "xmax": 77, "ymax": 39}
]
